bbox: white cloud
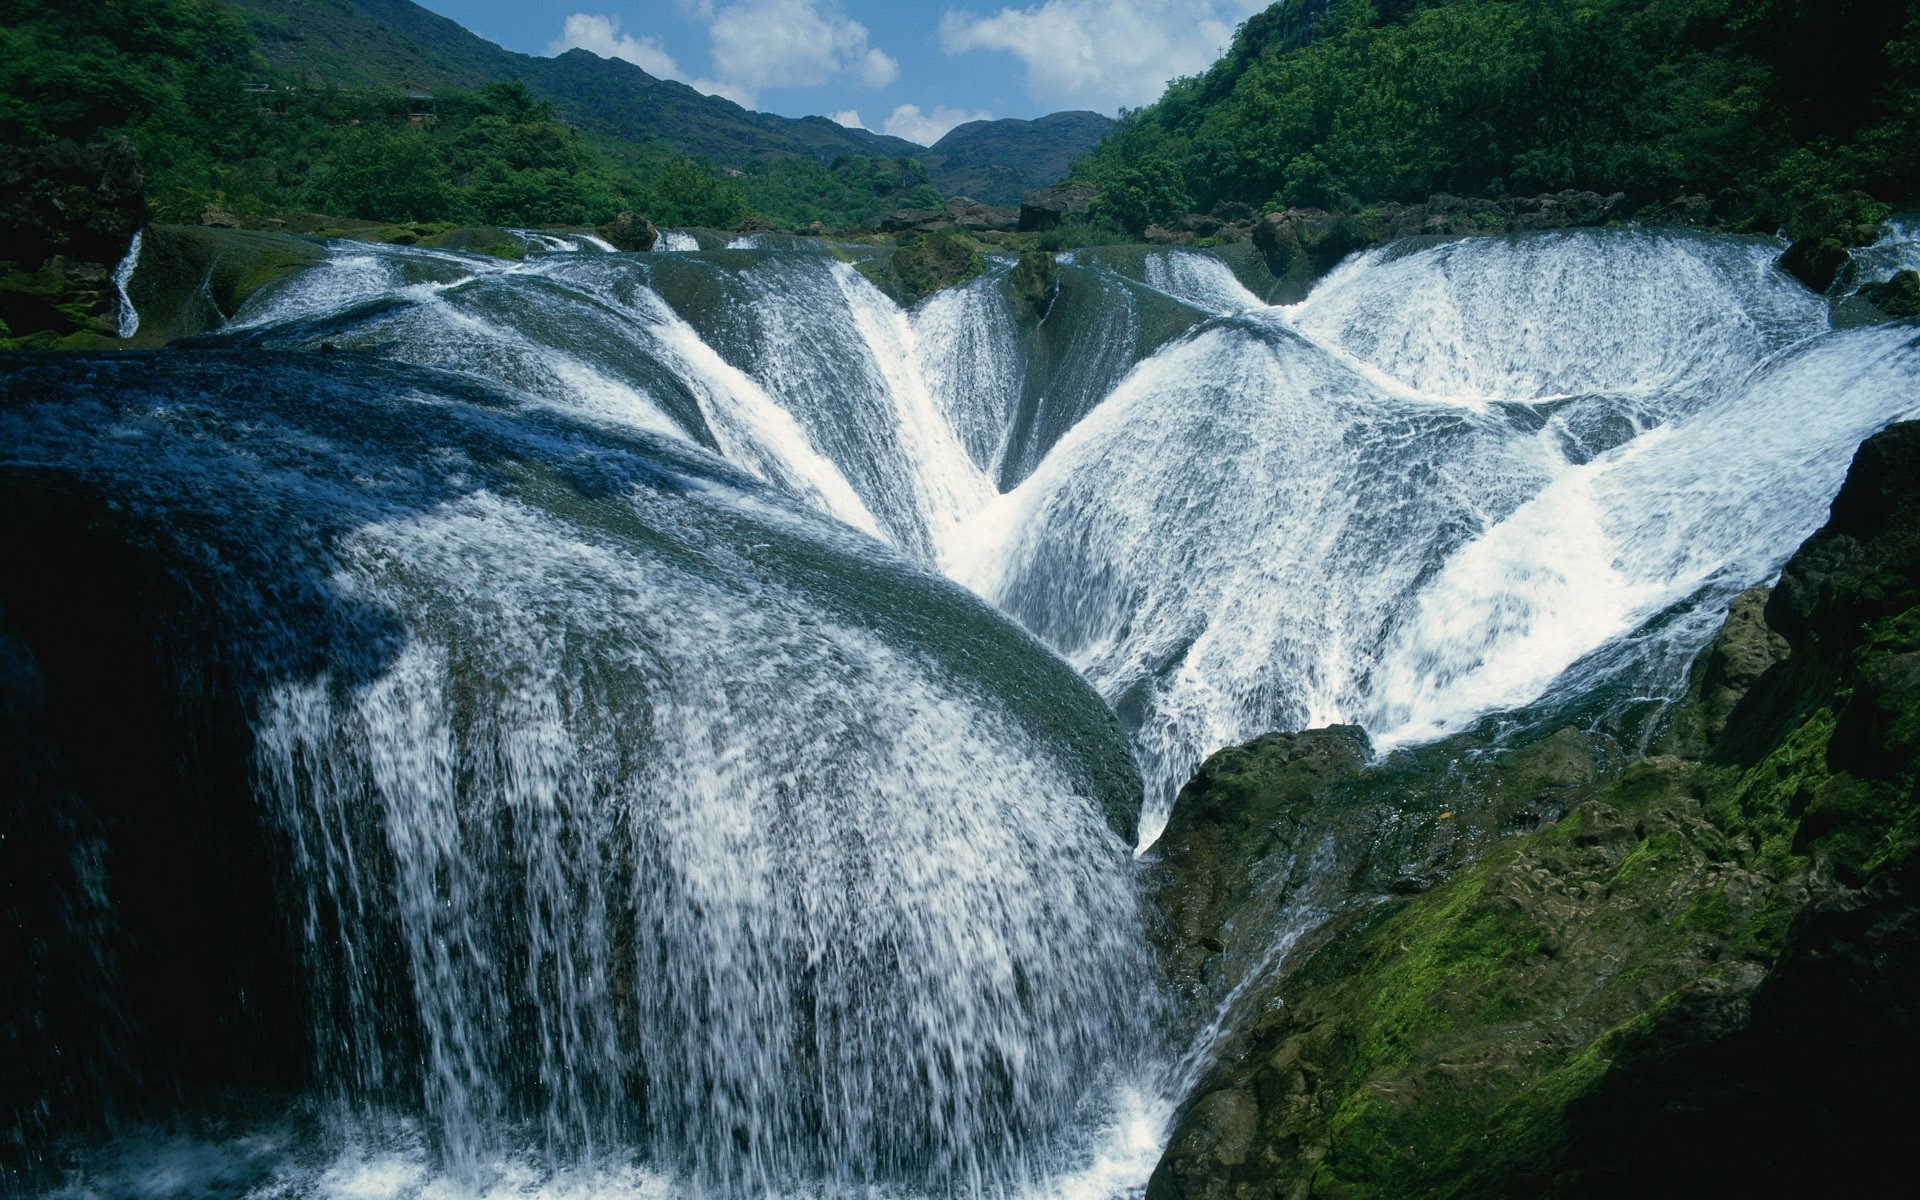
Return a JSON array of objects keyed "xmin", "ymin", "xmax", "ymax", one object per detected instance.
[
  {"xmin": 550, "ymin": 13, "xmax": 681, "ymax": 79},
  {"xmin": 882, "ymin": 103, "xmax": 994, "ymax": 146},
  {"xmin": 548, "ymin": 13, "xmax": 750, "ymax": 105},
  {"xmin": 709, "ymin": 0, "xmax": 899, "ymax": 98},
  {"xmin": 829, "ymin": 108, "xmax": 867, "ymax": 129},
  {"xmin": 557, "ymin": 3, "xmax": 900, "ymax": 112},
  {"xmin": 940, "ymin": 0, "xmax": 1266, "ymax": 111}
]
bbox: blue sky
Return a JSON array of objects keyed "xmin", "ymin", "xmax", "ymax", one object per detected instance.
[{"xmin": 415, "ymin": 1, "xmax": 1270, "ymax": 144}]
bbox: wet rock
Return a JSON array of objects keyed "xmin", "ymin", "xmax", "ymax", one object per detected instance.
[
  {"xmin": 1857, "ymin": 268, "xmax": 1920, "ymax": 318},
  {"xmin": 121, "ymin": 224, "xmax": 324, "ymax": 343},
  {"xmin": 599, "ymin": 210, "xmax": 658, "ymax": 252},
  {"xmin": 1009, "ymin": 248, "xmax": 1058, "ymax": 319},
  {"xmin": 1779, "ymin": 235, "xmax": 1851, "ymax": 292},
  {"xmin": 1145, "ymin": 422, "xmax": 1920, "ymax": 1198}
]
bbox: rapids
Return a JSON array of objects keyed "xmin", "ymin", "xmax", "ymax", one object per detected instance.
[{"xmin": 7, "ymin": 221, "xmax": 1919, "ymax": 1197}]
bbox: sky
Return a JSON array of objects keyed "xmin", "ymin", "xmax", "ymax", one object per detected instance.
[{"xmin": 414, "ymin": 1, "xmax": 1271, "ymax": 145}]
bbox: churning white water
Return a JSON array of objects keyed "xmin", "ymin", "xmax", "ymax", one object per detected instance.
[{"xmin": 213, "ymin": 227, "xmax": 1920, "ymax": 847}]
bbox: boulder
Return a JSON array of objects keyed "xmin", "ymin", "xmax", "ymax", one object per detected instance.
[
  {"xmin": 599, "ymin": 211, "xmax": 658, "ymax": 252},
  {"xmin": 881, "ymin": 207, "xmax": 950, "ymax": 234},
  {"xmin": 1857, "ymin": 268, "xmax": 1920, "ymax": 318},
  {"xmin": 943, "ymin": 197, "xmax": 1020, "ymax": 233},
  {"xmin": 1017, "ymin": 182, "xmax": 1100, "ymax": 232},
  {"xmin": 1779, "ymin": 235, "xmax": 1851, "ymax": 292}
]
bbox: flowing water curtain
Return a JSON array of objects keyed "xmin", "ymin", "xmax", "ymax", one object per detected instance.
[{"xmin": 0, "ymin": 353, "xmax": 1159, "ymax": 1194}]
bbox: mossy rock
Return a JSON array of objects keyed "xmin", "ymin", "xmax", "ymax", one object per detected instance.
[
  {"xmin": 1777, "ymin": 235, "xmax": 1851, "ymax": 292},
  {"xmin": 858, "ymin": 231, "xmax": 987, "ymax": 306},
  {"xmin": 1009, "ymin": 249, "xmax": 1058, "ymax": 318},
  {"xmin": 420, "ymin": 225, "xmax": 525, "ymax": 260},
  {"xmin": 0, "ymin": 259, "xmax": 120, "ymax": 347},
  {"xmin": 1857, "ymin": 269, "xmax": 1920, "ymax": 318},
  {"xmin": 125, "ymin": 225, "xmax": 325, "ymax": 343}
]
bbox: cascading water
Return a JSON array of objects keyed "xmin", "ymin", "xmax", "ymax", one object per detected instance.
[
  {"xmin": 951, "ymin": 230, "xmax": 1918, "ymax": 842},
  {"xmin": 1, "ymin": 352, "xmax": 1154, "ymax": 1198},
  {"xmin": 12, "ymin": 220, "xmax": 1919, "ymax": 1197},
  {"xmin": 201, "ymin": 224, "xmax": 1920, "ymax": 845}
]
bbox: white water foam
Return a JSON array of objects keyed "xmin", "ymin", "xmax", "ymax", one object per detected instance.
[
  {"xmin": 112, "ymin": 228, "xmax": 144, "ymax": 338},
  {"xmin": 1140, "ymin": 249, "xmax": 1263, "ymax": 316}
]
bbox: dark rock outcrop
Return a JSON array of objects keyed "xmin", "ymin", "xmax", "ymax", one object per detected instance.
[
  {"xmin": 1857, "ymin": 268, "xmax": 1920, "ymax": 318},
  {"xmin": 1018, "ymin": 182, "xmax": 1100, "ymax": 232},
  {"xmin": 1779, "ymin": 235, "xmax": 1852, "ymax": 292},
  {"xmin": 1009, "ymin": 248, "xmax": 1058, "ymax": 319},
  {"xmin": 0, "ymin": 138, "xmax": 146, "ymax": 270},
  {"xmin": 1147, "ymin": 422, "xmax": 1920, "ymax": 1198},
  {"xmin": 599, "ymin": 210, "xmax": 658, "ymax": 252}
]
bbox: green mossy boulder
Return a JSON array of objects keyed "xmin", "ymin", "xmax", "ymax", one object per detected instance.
[
  {"xmin": 124, "ymin": 225, "xmax": 325, "ymax": 343},
  {"xmin": 1857, "ymin": 269, "xmax": 1920, "ymax": 318},
  {"xmin": 1010, "ymin": 248, "xmax": 1058, "ymax": 319},
  {"xmin": 859, "ymin": 231, "xmax": 987, "ymax": 306},
  {"xmin": 1778, "ymin": 235, "xmax": 1852, "ymax": 292}
]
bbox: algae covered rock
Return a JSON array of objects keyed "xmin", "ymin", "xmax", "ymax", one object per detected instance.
[
  {"xmin": 1148, "ymin": 423, "xmax": 1920, "ymax": 1198},
  {"xmin": 599, "ymin": 210, "xmax": 659, "ymax": 252},
  {"xmin": 124, "ymin": 225, "xmax": 324, "ymax": 342},
  {"xmin": 1779, "ymin": 235, "xmax": 1851, "ymax": 292},
  {"xmin": 859, "ymin": 231, "xmax": 987, "ymax": 306},
  {"xmin": 1857, "ymin": 268, "xmax": 1920, "ymax": 318},
  {"xmin": 1009, "ymin": 248, "xmax": 1058, "ymax": 319}
]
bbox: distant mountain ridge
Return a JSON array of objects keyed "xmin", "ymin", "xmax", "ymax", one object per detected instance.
[
  {"xmin": 922, "ymin": 111, "xmax": 1116, "ymax": 207},
  {"xmin": 224, "ymin": 0, "xmax": 1111, "ymax": 196},
  {"xmin": 227, "ymin": 0, "xmax": 926, "ymax": 164}
]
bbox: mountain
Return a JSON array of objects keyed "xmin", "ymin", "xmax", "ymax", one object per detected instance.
[
  {"xmin": 921, "ymin": 111, "xmax": 1116, "ymax": 206},
  {"xmin": 225, "ymin": 0, "xmax": 929, "ymax": 166}
]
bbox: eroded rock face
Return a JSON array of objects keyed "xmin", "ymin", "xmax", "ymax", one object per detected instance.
[{"xmin": 1147, "ymin": 422, "xmax": 1920, "ymax": 1198}]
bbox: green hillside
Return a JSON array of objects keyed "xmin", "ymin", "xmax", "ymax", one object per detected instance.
[
  {"xmin": 225, "ymin": 0, "xmax": 484, "ymax": 89},
  {"xmin": 225, "ymin": 0, "xmax": 928, "ymax": 166},
  {"xmin": 1075, "ymin": 0, "xmax": 1920, "ymax": 231},
  {"xmin": 922, "ymin": 111, "xmax": 1115, "ymax": 206}
]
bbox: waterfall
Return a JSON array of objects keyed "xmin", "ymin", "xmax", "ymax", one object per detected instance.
[
  {"xmin": 21, "ymin": 223, "xmax": 1917, "ymax": 1195},
  {"xmin": 111, "ymin": 228, "xmax": 144, "ymax": 339},
  {"xmin": 1, "ymin": 351, "xmax": 1154, "ymax": 1197},
  {"xmin": 208, "ymin": 228, "xmax": 1920, "ymax": 847}
]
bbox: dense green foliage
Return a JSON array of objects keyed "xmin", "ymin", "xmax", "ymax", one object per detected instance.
[
  {"xmin": 739, "ymin": 155, "xmax": 942, "ymax": 229},
  {"xmin": 1077, "ymin": 0, "xmax": 1920, "ymax": 230}
]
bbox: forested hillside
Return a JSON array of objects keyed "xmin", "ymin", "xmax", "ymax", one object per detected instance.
[
  {"xmin": 1075, "ymin": 0, "xmax": 1920, "ymax": 231},
  {"xmin": 0, "ymin": 0, "xmax": 941, "ymax": 233}
]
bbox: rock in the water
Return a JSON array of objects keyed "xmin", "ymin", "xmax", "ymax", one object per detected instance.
[
  {"xmin": 1858, "ymin": 268, "xmax": 1920, "ymax": 318},
  {"xmin": 599, "ymin": 210, "xmax": 658, "ymax": 251},
  {"xmin": 1779, "ymin": 234, "xmax": 1851, "ymax": 292}
]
